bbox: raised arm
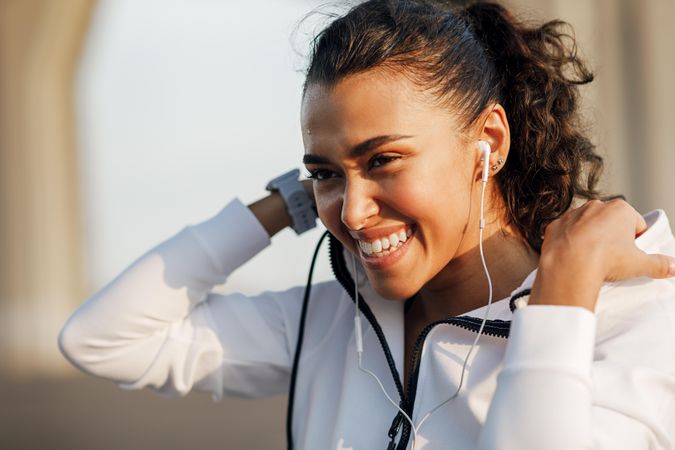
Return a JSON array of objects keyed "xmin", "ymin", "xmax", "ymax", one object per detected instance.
[
  {"xmin": 58, "ymin": 188, "xmax": 307, "ymax": 399},
  {"xmin": 480, "ymin": 200, "xmax": 675, "ymax": 449}
]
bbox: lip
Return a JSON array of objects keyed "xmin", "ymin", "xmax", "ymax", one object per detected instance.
[
  {"xmin": 357, "ymin": 225, "xmax": 415, "ymax": 271},
  {"xmin": 348, "ymin": 223, "xmax": 414, "ymax": 242}
]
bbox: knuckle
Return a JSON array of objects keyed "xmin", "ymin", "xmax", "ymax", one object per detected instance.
[
  {"xmin": 576, "ymin": 200, "xmax": 602, "ymax": 220},
  {"xmin": 543, "ymin": 217, "xmax": 561, "ymax": 235},
  {"xmin": 607, "ymin": 198, "xmax": 630, "ymax": 211},
  {"xmin": 585, "ymin": 199, "xmax": 604, "ymax": 208},
  {"xmin": 659, "ymin": 255, "xmax": 672, "ymax": 278}
]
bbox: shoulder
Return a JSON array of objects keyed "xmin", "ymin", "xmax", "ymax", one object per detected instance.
[{"xmin": 594, "ymin": 277, "xmax": 675, "ymax": 369}]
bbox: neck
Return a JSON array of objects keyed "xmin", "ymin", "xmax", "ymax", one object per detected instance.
[{"xmin": 415, "ymin": 221, "xmax": 539, "ymax": 321}]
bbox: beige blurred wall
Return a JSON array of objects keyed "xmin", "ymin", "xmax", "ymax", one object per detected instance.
[
  {"xmin": 0, "ymin": 0, "xmax": 673, "ymax": 377},
  {"xmin": 506, "ymin": 0, "xmax": 675, "ymax": 214}
]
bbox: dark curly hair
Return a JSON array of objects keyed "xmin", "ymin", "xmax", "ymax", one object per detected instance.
[{"xmin": 303, "ymin": 0, "xmax": 608, "ymax": 251}]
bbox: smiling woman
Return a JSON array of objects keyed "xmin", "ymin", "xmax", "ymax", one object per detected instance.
[
  {"xmin": 58, "ymin": 1, "xmax": 675, "ymax": 450},
  {"xmin": 300, "ymin": 71, "xmax": 528, "ymax": 306}
]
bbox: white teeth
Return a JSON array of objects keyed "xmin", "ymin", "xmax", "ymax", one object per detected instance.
[
  {"xmin": 359, "ymin": 241, "xmax": 373, "ymax": 255},
  {"xmin": 356, "ymin": 227, "xmax": 414, "ymax": 258}
]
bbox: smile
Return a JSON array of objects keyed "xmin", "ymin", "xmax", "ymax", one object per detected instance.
[{"xmin": 356, "ymin": 227, "xmax": 413, "ymax": 257}]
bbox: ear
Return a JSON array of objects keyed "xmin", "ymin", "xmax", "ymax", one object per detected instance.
[{"xmin": 475, "ymin": 104, "xmax": 510, "ymax": 177}]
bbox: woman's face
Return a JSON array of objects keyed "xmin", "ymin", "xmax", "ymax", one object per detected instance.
[{"xmin": 301, "ymin": 70, "xmax": 482, "ymax": 300}]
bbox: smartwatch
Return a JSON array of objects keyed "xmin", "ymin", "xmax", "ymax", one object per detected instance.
[{"xmin": 266, "ymin": 168, "xmax": 317, "ymax": 235}]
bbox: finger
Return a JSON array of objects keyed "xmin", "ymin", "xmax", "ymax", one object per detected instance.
[{"xmin": 634, "ymin": 252, "xmax": 675, "ymax": 279}]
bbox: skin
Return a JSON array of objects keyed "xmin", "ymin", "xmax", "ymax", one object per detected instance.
[
  {"xmin": 248, "ymin": 67, "xmax": 675, "ymax": 386},
  {"xmin": 300, "ymin": 69, "xmax": 539, "ymax": 317}
]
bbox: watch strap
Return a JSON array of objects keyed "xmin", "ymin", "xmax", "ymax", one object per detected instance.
[{"xmin": 266, "ymin": 169, "xmax": 317, "ymax": 235}]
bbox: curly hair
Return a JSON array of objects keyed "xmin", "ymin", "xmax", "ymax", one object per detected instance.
[{"xmin": 303, "ymin": 0, "xmax": 607, "ymax": 251}]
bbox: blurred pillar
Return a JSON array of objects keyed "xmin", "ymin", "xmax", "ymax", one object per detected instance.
[
  {"xmin": 505, "ymin": 0, "xmax": 675, "ymax": 218},
  {"xmin": 615, "ymin": 0, "xmax": 675, "ymax": 215},
  {"xmin": 0, "ymin": 0, "xmax": 95, "ymax": 376}
]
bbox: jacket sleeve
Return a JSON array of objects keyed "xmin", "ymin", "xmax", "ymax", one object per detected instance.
[
  {"xmin": 479, "ymin": 297, "xmax": 675, "ymax": 450},
  {"xmin": 58, "ymin": 198, "xmax": 304, "ymax": 401}
]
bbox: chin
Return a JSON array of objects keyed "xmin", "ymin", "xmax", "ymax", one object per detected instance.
[{"xmin": 368, "ymin": 276, "xmax": 419, "ymax": 301}]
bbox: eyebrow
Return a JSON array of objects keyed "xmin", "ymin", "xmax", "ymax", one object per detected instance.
[{"xmin": 302, "ymin": 134, "xmax": 413, "ymax": 165}]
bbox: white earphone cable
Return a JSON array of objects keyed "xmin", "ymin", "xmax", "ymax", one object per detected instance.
[
  {"xmin": 414, "ymin": 175, "xmax": 493, "ymax": 432},
  {"xmin": 351, "ymin": 252, "xmax": 419, "ymax": 449},
  {"xmin": 351, "ymin": 143, "xmax": 493, "ymax": 449}
]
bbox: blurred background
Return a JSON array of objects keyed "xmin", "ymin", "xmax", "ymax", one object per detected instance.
[{"xmin": 0, "ymin": 0, "xmax": 673, "ymax": 448}]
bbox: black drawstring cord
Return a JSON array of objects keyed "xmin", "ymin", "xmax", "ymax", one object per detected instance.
[{"xmin": 286, "ymin": 230, "xmax": 330, "ymax": 450}]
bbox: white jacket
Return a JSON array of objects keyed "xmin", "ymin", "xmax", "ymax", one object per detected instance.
[{"xmin": 58, "ymin": 198, "xmax": 675, "ymax": 449}]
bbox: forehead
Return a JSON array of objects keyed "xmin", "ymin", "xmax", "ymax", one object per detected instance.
[{"xmin": 301, "ymin": 70, "xmax": 456, "ymax": 150}]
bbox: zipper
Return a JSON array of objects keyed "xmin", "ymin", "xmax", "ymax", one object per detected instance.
[
  {"xmin": 327, "ymin": 234, "xmax": 512, "ymax": 449},
  {"xmin": 395, "ymin": 317, "xmax": 510, "ymax": 449},
  {"xmin": 386, "ymin": 414, "xmax": 404, "ymax": 450}
]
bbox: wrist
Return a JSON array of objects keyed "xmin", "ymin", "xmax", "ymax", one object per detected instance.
[
  {"xmin": 248, "ymin": 192, "xmax": 292, "ymax": 238},
  {"xmin": 529, "ymin": 257, "xmax": 603, "ymax": 311},
  {"xmin": 266, "ymin": 169, "xmax": 317, "ymax": 235}
]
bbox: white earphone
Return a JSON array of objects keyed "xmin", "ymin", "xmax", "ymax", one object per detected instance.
[
  {"xmin": 350, "ymin": 140, "xmax": 495, "ymax": 450},
  {"xmin": 479, "ymin": 139, "xmax": 491, "ymax": 183}
]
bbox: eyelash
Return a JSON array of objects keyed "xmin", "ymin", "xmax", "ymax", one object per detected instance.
[
  {"xmin": 306, "ymin": 154, "xmax": 400, "ymax": 181},
  {"xmin": 305, "ymin": 169, "xmax": 336, "ymax": 181}
]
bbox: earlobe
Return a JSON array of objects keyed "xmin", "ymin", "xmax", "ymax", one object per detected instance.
[{"xmin": 477, "ymin": 103, "xmax": 510, "ymax": 176}]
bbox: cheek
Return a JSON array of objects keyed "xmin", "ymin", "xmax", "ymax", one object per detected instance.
[{"xmin": 384, "ymin": 162, "xmax": 464, "ymax": 220}]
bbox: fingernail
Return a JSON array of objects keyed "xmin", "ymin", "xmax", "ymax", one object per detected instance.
[{"xmin": 669, "ymin": 257, "xmax": 675, "ymax": 277}]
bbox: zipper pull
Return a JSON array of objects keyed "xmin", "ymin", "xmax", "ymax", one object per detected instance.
[{"xmin": 386, "ymin": 413, "xmax": 403, "ymax": 449}]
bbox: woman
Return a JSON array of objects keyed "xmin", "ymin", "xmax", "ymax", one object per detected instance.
[{"xmin": 59, "ymin": 1, "xmax": 675, "ymax": 449}]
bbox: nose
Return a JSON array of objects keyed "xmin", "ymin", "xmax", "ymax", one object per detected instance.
[{"xmin": 340, "ymin": 177, "xmax": 379, "ymax": 231}]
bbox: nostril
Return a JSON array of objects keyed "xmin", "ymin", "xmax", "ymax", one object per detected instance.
[{"xmin": 340, "ymin": 204, "xmax": 378, "ymax": 232}]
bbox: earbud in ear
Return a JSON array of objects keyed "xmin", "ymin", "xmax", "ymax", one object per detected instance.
[{"xmin": 478, "ymin": 140, "xmax": 491, "ymax": 182}]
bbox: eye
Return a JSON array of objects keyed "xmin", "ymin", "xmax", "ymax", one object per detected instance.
[
  {"xmin": 368, "ymin": 154, "xmax": 400, "ymax": 170},
  {"xmin": 305, "ymin": 168, "xmax": 339, "ymax": 181}
]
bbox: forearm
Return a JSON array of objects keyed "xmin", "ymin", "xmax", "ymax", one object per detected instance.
[
  {"xmin": 248, "ymin": 191, "xmax": 293, "ymax": 237},
  {"xmin": 58, "ymin": 198, "xmax": 271, "ymax": 382}
]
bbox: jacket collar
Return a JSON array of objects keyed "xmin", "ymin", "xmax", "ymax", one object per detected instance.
[{"xmin": 332, "ymin": 207, "xmax": 674, "ymax": 323}]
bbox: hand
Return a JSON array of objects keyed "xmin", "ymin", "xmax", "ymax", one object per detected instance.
[{"xmin": 529, "ymin": 199, "xmax": 675, "ymax": 311}]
